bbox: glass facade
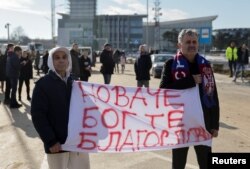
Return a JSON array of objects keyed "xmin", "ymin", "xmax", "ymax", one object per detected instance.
[
  {"xmin": 58, "ymin": 0, "xmax": 97, "ymax": 46},
  {"xmin": 95, "ymin": 15, "xmax": 146, "ymax": 51}
]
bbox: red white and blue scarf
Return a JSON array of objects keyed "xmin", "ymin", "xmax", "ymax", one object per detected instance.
[{"xmin": 171, "ymin": 52, "xmax": 216, "ymax": 108}]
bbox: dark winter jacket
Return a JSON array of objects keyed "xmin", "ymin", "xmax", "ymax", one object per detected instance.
[
  {"xmin": 159, "ymin": 54, "xmax": 220, "ymax": 133},
  {"xmin": 237, "ymin": 47, "xmax": 249, "ymax": 64},
  {"xmin": 0, "ymin": 53, "xmax": 7, "ymax": 81},
  {"xmin": 19, "ymin": 57, "xmax": 33, "ymax": 80},
  {"xmin": 70, "ymin": 49, "xmax": 80, "ymax": 78},
  {"xmin": 113, "ymin": 49, "xmax": 121, "ymax": 63},
  {"xmin": 31, "ymin": 70, "xmax": 74, "ymax": 153},
  {"xmin": 42, "ymin": 53, "xmax": 49, "ymax": 74},
  {"xmin": 79, "ymin": 56, "xmax": 91, "ymax": 77},
  {"xmin": 6, "ymin": 51, "xmax": 21, "ymax": 78},
  {"xmin": 100, "ymin": 49, "xmax": 115, "ymax": 74},
  {"xmin": 134, "ymin": 53, "xmax": 152, "ymax": 81}
]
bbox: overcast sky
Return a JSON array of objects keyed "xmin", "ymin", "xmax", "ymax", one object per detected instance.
[{"xmin": 0, "ymin": 0, "xmax": 249, "ymax": 39}]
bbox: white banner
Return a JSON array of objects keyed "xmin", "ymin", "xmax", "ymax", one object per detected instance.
[{"xmin": 62, "ymin": 81, "xmax": 212, "ymax": 153}]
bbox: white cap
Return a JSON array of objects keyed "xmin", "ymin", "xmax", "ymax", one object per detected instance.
[{"xmin": 47, "ymin": 46, "xmax": 72, "ymax": 73}]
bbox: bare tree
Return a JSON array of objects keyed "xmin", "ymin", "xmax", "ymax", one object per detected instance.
[{"xmin": 11, "ymin": 26, "xmax": 28, "ymax": 43}]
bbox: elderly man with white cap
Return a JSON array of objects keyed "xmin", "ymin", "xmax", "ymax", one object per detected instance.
[{"xmin": 31, "ymin": 47, "xmax": 90, "ymax": 169}]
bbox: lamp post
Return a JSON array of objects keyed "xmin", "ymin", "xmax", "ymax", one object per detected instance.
[
  {"xmin": 5, "ymin": 23, "xmax": 10, "ymax": 43},
  {"xmin": 51, "ymin": 0, "xmax": 56, "ymax": 46},
  {"xmin": 153, "ymin": 0, "xmax": 162, "ymax": 50}
]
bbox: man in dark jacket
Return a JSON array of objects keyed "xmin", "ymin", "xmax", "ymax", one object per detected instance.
[
  {"xmin": 134, "ymin": 44, "xmax": 152, "ymax": 87},
  {"xmin": 42, "ymin": 50, "xmax": 49, "ymax": 74},
  {"xmin": 79, "ymin": 49, "xmax": 91, "ymax": 82},
  {"xmin": 3, "ymin": 43, "xmax": 14, "ymax": 105},
  {"xmin": 18, "ymin": 50, "xmax": 33, "ymax": 101},
  {"xmin": 0, "ymin": 50, "xmax": 6, "ymax": 93},
  {"xmin": 233, "ymin": 43, "xmax": 249, "ymax": 82},
  {"xmin": 70, "ymin": 43, "xmax": 80, "ymax": 79},
  {"xmin": 159, "ymin": 29, "xmax": 220, "ymax": 169},
  {"xmin": 100, "ymin": 43, "xmax": 115, "ymax": 84},
  {"xmin": 31, "ymin": 47, "xmax": 90, "ymax": 169},
  {"xmin": 6, "ymin": 45, "xmax": 22, "ymax": 108}
]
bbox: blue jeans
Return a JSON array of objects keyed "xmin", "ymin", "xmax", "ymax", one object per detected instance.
[
  {"xmin": 103, "ymin": 74, "xmax": 112, "ymax": 84},
  {"xmin": 234, "ymin": 62, "xmax": 245, "ymax": 80}
]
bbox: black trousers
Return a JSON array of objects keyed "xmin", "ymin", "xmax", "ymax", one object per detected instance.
[
  {"xmin": 18, "ymin": 78, "xmax": 30, "ymax": 97},
  {"xmin": 4, "ymin": 77, "xmax": 11, "ymax": 101},
  {"xmin": 228, "ymin": 60, "xmax": 236, "ymax": 76},
  {"xmin": 80, "ymin": 75, "xmax": 89, "ymax": 82},
  {"xmin": 172, "ymin": 145, "xmax": 211, "ymax": 169},
  {"xmin": 9, "ymin": 78, "xmax": 18, "ymax": 106}
]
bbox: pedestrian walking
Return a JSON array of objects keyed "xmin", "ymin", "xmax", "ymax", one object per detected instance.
[
  {"xmin": 79, "ymin": 49, "xmax": 91, "ymax": 82},
  {"xmin": 35, "ymin": 51, "xmax": 41, "ymax": 76},
  {"xmin": 18, "ymin": 50, "xmax": 33, "ymax": 101},
  {"xmin": 6, "ymin": 45, "xmax": 23, "ymax": 108},
  {"xmin": 233, "ymin": 43, "xmax": 249, "ymax": 82},
  {"xmin": 100, "ymin": 43, "xmax": 115, "ymax": 84},
  {"xmin": 42, "ymin": 50, "xmax": 49, "ymax": 74},
  {"xmin": 226, "ymin": 41, "xmax": 238, "ymax": 77},
  {"xmin": 0, "ymin": 50, "xmax": 6, "ymax": 93},
  {"xmin": 113, "ymin": 49, "xmax": 121, "ymax": 73},
  {"xmin": 120, "ymin": 51, "xmax": 126, "ymax": 74},
  {"xmin": 134, "ymin": 44, "xmax": 152, "ymax": 87},
  {"xmin": 70, "ymin": 43, "xmax": 81, "ymax": 79},
  {"xmin": 3, "ymin": 44, "xmax": 14, "ymax": 105}
]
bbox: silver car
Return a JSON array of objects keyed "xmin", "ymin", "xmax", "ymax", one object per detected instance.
[{"xmin": 151, "ymin": 53, "xmax": 174, "ymax": 78}]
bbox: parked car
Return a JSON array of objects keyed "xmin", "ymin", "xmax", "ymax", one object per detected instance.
[{"xmin": 151, "ymin": 53, "xmax": 174, "ymax": 78}]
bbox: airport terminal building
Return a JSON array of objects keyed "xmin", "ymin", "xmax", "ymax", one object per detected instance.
[
  {"xmin": 57, "ymin": 0, "xmax": 146, "ymax": 50},
  {"xmin": 57, "ymin": 0, "xmax": 217, "ymax": 51},
  {"xmin": 143, "ymin": 15, "xmax": 218, "ymax": 52}
]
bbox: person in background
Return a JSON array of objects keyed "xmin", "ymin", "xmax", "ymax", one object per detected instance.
[
  {"xmin": 18, "ymin": 50, "xmax": 33, "ymax": 101},
  {"xmin": 6, "ymin": 45, "xmax": 23, "ymax": 108},
  {"xmin": 92, "ymin": 51, "xmax": 97, "ymax": 67},
  {"xmin": 0, "ymin": 50, "xmax": 6, "ymax": 93},
  {"xmin": 42, "ymin": 50, "xmax": 49, "ymax": 74},
  {"xmin": 159, "ymin": 29, "xmax": 220, "ymax": 169},
  {"xmin": 100, "ymin": 43, "xmax": 115, "ymax": 84},
  {"xmin": 120, "ymin": 51, "xmax": 126, "ymax": 74},
  {"xmin": 35, "ymin": 50, "xmax": 41, "ymax": 76},
  {"xmin": 70, "ymin": 43, "xmax": 80, "ymax": 79},
  {"xmin": 233, "ymin": 43, "xmax": 249, "ymax": 82},
  {"xmin": 79, "ymin": 49, "xmax": 91, "ymax": 82},
  {"xmin": 31, "ymin": 47, "xmax": 90, "ymax": 169},
  {"xmin": 134, "ymin": 44, "xmax": 152, "ymax": 87},
  {"xmin": 4, "ymin": 44, "xmax": 14, "ymax": 105},
  {"xmin": 226, "ymin": 41, "xmax": 238, "ymax": 77},
  {"xmin": 113, "ymin": 49, "xmax": 121, "ymax": 73}
]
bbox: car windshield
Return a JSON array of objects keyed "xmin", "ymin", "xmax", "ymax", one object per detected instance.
[
  {"xmin": 154, "ymin": 55, "xmax": 172, "ymax": 62},
  {"xmin": 35, "ymin": 44, "xmax": 44, "ymax": 51}
]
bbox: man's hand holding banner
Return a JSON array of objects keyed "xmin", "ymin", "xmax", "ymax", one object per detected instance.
[{"xmin": 62, "ymin": 81, "xmax": 212, "ymax": 153}]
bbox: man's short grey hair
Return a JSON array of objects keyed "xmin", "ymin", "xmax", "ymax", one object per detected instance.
[{"xmin": 178, "ymin": 29, "xmax": 198, "ymax": 43}]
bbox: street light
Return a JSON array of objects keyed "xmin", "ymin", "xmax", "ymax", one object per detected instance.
[
  {"xmin": 5, "ymin": 23, "xmax": 10, "ymax": 43},
  {"xmin": 51, "ymin": 0, "xmax": 56, "ymax": 46}
]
